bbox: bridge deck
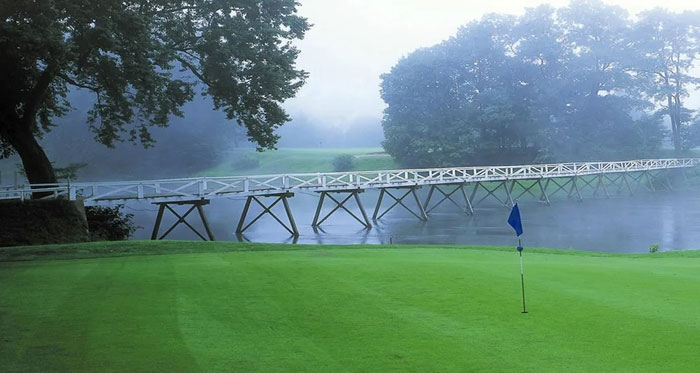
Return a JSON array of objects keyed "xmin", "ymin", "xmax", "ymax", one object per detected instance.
[{"xmin": 1, "ymin": 158, "xmax": 697, "ymax": 206}]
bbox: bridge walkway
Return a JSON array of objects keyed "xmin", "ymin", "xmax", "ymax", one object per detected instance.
[{"xmin": 1, "ymin": 158, "xmax": 696, "ymax": 239}]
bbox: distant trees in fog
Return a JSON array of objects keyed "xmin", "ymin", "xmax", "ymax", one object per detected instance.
[{"xmin": 380, "ymin": 0, "xmax": 700, "ymax": 167}]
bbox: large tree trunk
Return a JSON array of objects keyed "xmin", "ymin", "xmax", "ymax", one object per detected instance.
[
  {"xmin": 0, "ymin": 62, "xmax": 59, "ymax": 197},
  {"xmin": 3, "ymin": 120, "xmax": 58, "ymax": 198},
  {"xmin": 667, "ymin": 94, "xmax": 681, "ymax": 157}
]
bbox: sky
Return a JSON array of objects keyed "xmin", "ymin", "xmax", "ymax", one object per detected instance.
[{"xmin": 284, "ymin": 0, "xmax": 700, "ymax": 128}]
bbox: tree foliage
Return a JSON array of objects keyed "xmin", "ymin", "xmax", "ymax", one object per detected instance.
[
  {"xmin": 630, "ymin": 9, "xmax": 700, "ymax": 154},
  {"xmin": 381, "ymin": 1, "xmax": 694, "ymax": 167},
  {"xmin": 0, "ymin": 0, "xmax": 309, "ymax": 187}
]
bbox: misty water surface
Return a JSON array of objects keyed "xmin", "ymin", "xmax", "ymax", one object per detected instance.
[{"xmin": 123, "ymin": 189, "xmax": 700, "ymax": 253}]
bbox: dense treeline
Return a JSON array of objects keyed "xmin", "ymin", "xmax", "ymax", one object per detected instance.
[{"xmin": 381, "ymin": 1, "xmax": 700, "ymax": 167}]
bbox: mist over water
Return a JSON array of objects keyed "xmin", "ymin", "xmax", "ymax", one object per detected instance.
[{"xmin": 128, "ymin": 189, "xmax": 700, "ymax": 253}]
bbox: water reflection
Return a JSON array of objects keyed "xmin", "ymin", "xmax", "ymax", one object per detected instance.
[{"xmin": 126, "ymin": 189, "xmax": 700, "ymax": 253}]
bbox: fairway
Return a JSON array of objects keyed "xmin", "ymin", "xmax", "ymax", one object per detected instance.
[
  {"xmin": 200, "ymin": 147, "xmax": 397, "ymax": 176},
  {"xmin": 2, "ymin": 243, "xmax": 700, "ymax": 371}
]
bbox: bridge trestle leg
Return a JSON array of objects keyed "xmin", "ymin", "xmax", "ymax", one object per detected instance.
[
  {"xmin": 536, "ymin": 179, "xmax": 551, "ymax": 206},
  {"xmin": 313, "ymin": 189, "xmax": 371, "ymax": 228},
  {"xmin": 578, "ymin": 175, "xmax": 598, "ymax": 195},
  {"xmin": 622, "ymin": 172, "xmax": 634, "ymax": 195},
  {"xmin": 511, "ymin": 179, "xmax": 545, "ymax": 204},
  {"xmin": 664, "ymin": 170, "xmax": 674, "ymax": 191},
  {"xmin": 196, "ymin": 203, "xmax": 216, "ymax": 241},
  {"xmin": 602, "ymin": 174, "xmax": 618, "ymax": 195},
  {"xmin": 354, "ymin": 191, "xmax": 372, "ymax": 225},
  {"xmin": 151, "ymin": 204, "xmax": 166, "ymax": 240},
  {"xmin": 505, "ymin": 180, "xmax": 515, "ymax": 206},
  {"xmin": 471, "ymin": 181, "xmax": 512, "ymax": 207},
  {"xmin": 373, "ymin": 186, "xmax": 427, "ymax": 221},
  {"xmin": 593, "ymin": 174, "xmax": 610, "ymax": 198},
  {"xmin": 423, "ymin": 185, "xmax": 435, "ymax": 211},
  {"xmin": 546, "ymin": 177, "xmax": 573, "ymax": 199},
  {"xmin": 423, "ymin": 184, "xmax": 473, "ymax": 215},
  {"xmin": 627, "ymin": 171, "xmax": 649, "ymax": 194},
  {"xmin": 540, "ymin": 178, "xmax": 551, "ymax": 205},
  {"xmin": 645, "ymin": 171, "xmax": 656, "ymax": 193},
  {"xmin": 151, "ymin": 199, "xmax": 215, "ymax": 241},
  {"xmin": 236, "ymin": 192, "xmax": 299, "ymax": 236},
  {"xmin": 461, "ymin": 184, "xmax": 475, "ymax": 215},
  {"xmin": 469, "ymin": 182, "xmax": 481, "ymax": 206},
  {"xmin": 568, "ymin": 177, "xmax": 583, "ymax": 202},
  {"xmin": 281, "ymin": 195, "xmax": 299, "ymax": 235}
]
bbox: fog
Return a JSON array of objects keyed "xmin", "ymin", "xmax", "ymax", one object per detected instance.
[
  {"xmin": 287, "ymin": 0, "xmax": 700, "ymax": 127},
  {"xmin": 3, "ymin": 0, "xmax": 700, "ymax": 252},
  {"xmin": 127, "ymin": 190, "xmax": 700, "ymax": 253},
  {"xmin": 3, "ymin": 0, "xmax": 700, "ymax": 183}
]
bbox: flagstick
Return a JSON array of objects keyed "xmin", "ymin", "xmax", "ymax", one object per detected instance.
[{"xmin": 518, "ymin": 237, "xmax": 527, "ymax": 314}]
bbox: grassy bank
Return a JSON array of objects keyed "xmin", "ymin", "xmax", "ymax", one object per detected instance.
[
  {"xmin": 200, "ymin": 147, "xmax": 397, "ymax": 176},
  {"xmin": 2, "ymin": 242, "xmax": 700, "ymax": 371}
]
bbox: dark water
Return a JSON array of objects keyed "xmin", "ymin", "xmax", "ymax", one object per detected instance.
[{"xmin": 127, "ymin": 189, "xmax": 700, "ymax": 253}]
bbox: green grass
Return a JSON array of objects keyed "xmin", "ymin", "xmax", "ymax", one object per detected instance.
[
  {"xmin": 2, "ymin": 242, "xmax": 700, "ymax": 371},
  {"xmin": 200, "ymin": 147, "xmax": 397, "ymax": 176}
]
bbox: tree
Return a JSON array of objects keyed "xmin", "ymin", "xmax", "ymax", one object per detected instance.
[
  {"xmin": 380, "ymin": 2, "xmax": 668, "ymax": 167},
  {"xmin": 381, "ymin": 15, "xmax": 540, "ymax": 168},
  {"xmin": 0, "ymin": 0, "xmax": 309, "ymax": 190},
  {"xmin": 546, "ymin": 0, "xmax": 663, "ymax": 160},
  {"xmin": 630, "ymin": 9, "xmax": 700, "ymax": 155}
]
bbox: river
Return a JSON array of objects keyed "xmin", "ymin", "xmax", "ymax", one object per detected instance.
[{"xmin": 126, "ymin": 189, "xmax": 700, "ymax": 253}]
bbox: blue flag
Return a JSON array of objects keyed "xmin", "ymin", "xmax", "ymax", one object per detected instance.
[{"xmin": 508, "ymin": 203, "xmax": 523, "ymax": 236}]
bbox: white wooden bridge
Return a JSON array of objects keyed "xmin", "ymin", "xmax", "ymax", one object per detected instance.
[{"xmin": 2, "ymin": 158, "xmax": 698, "ymax": 240}]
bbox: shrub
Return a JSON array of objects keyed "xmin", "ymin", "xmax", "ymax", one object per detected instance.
[
  {"xmin": 85, "ymin": 205, "xmax": 138, "ymax": 241},
  {"xmin": 649, "ymin": 243, "xmax": 660, "ymax": 253},
  {"xmin": 333, "ymin": 154, "xmax": 354, "ymax": 172},
  {"xmin": 231, "ymin": 155, "xmax": 260, "ymax": 171}
]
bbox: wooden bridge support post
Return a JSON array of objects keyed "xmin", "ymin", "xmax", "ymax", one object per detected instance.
[
  {"xmin": 236, "ymin": 192, "xmax": 299, "ymax": 236},
  {"xmin": 601, "ymin": 174, "xmax": 620, "ymax": 195},
  {"xmin": 622, "ymin": 172, "xmax": 634, "ymax": 195},
  {"xmin": 460, "ymin": 184, "xmax": 475, "ymax": 214},
  {"xmin": 313, "ymin": 189, "xmax": 371, "ymax": 228},
  {"xmin": 664, "ymin": 170, "xmax": 674, "ymax": 191},
  {"xmin": 373, "ymin": 186, "xmax": 428, "ymax": 221},
  {"xmin": 537, "ymin": 179, "xmax": 551, "ymax": 206},
  {"xmin": 645, "ymin": 171, "xmax": 656, "ymax": 193},
  {"xmin": 505, "ymin": 180, "xmax": 515, "ymax": 206},
  {"xmin": 546, "ymin": 177, "xmax": 573, "ymax": 199},
  {"xmin": 470, "ymin": 181, "xmax": 514, "ymax": 208},
  {"xmin": 568, "ymin": 176, "xmax": 583, "ymax": 202},
  {"xmin": 540, "ymin": 178, "xmax": 551, "ymax": 204},
  {"xmin": 578, "ymin": 175, "xmax": 599, "ymax": 196},
  {"xmin": 151, "ymin": 199, "xmax": 215, "ymax": 241},
  {"xmin": 625, "ymin": 171, "xmax": 652, "ymax": 194},
  {"xmin": 423, "ymin": 184, "xmax": 473, "ymax": 215},
  {"xmin": 509, "ymin": 179, "xmax": 549, "ymax": 206},
  {"xmin": 593, "ymin": 174, "xmax": 610, "ymax": 198}
]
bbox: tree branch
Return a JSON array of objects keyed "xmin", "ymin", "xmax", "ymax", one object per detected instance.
[
  {"xmin": 23, "ymin": 63, "xmax": 58, "ymax": 122},
  {"xmin": 176, "ymin": 55, "xmax": 212, "ymax": 87},
  {"xmin": 58, "ymin": 73, "xmax": 100, "ymax": 91}
]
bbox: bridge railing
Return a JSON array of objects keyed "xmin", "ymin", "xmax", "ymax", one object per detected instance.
[{"xmin": 1, "ymin": 158, "xmax": 697, "ymax": 205}]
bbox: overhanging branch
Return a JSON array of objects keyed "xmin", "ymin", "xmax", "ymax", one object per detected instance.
[
  {"xmin": 176, "ymin": 56, "xmax": 212, "ymax": 87},
  {"xmin": 23, "ymin": 63, "xmax": 59, "ymax": 122},
  {"xmin": 58, "ymin": 73, "xmax": 100, "ymax": 91}
]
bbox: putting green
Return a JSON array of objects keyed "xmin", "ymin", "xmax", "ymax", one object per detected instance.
[{"xmin": 2, "ymin": 243, "xmax": 700, "ymax": 371}]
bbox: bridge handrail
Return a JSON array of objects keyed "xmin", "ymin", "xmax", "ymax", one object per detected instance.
[{"xmin": 2, "ymin": 158, "xmax": 698, "ymax": 204}]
